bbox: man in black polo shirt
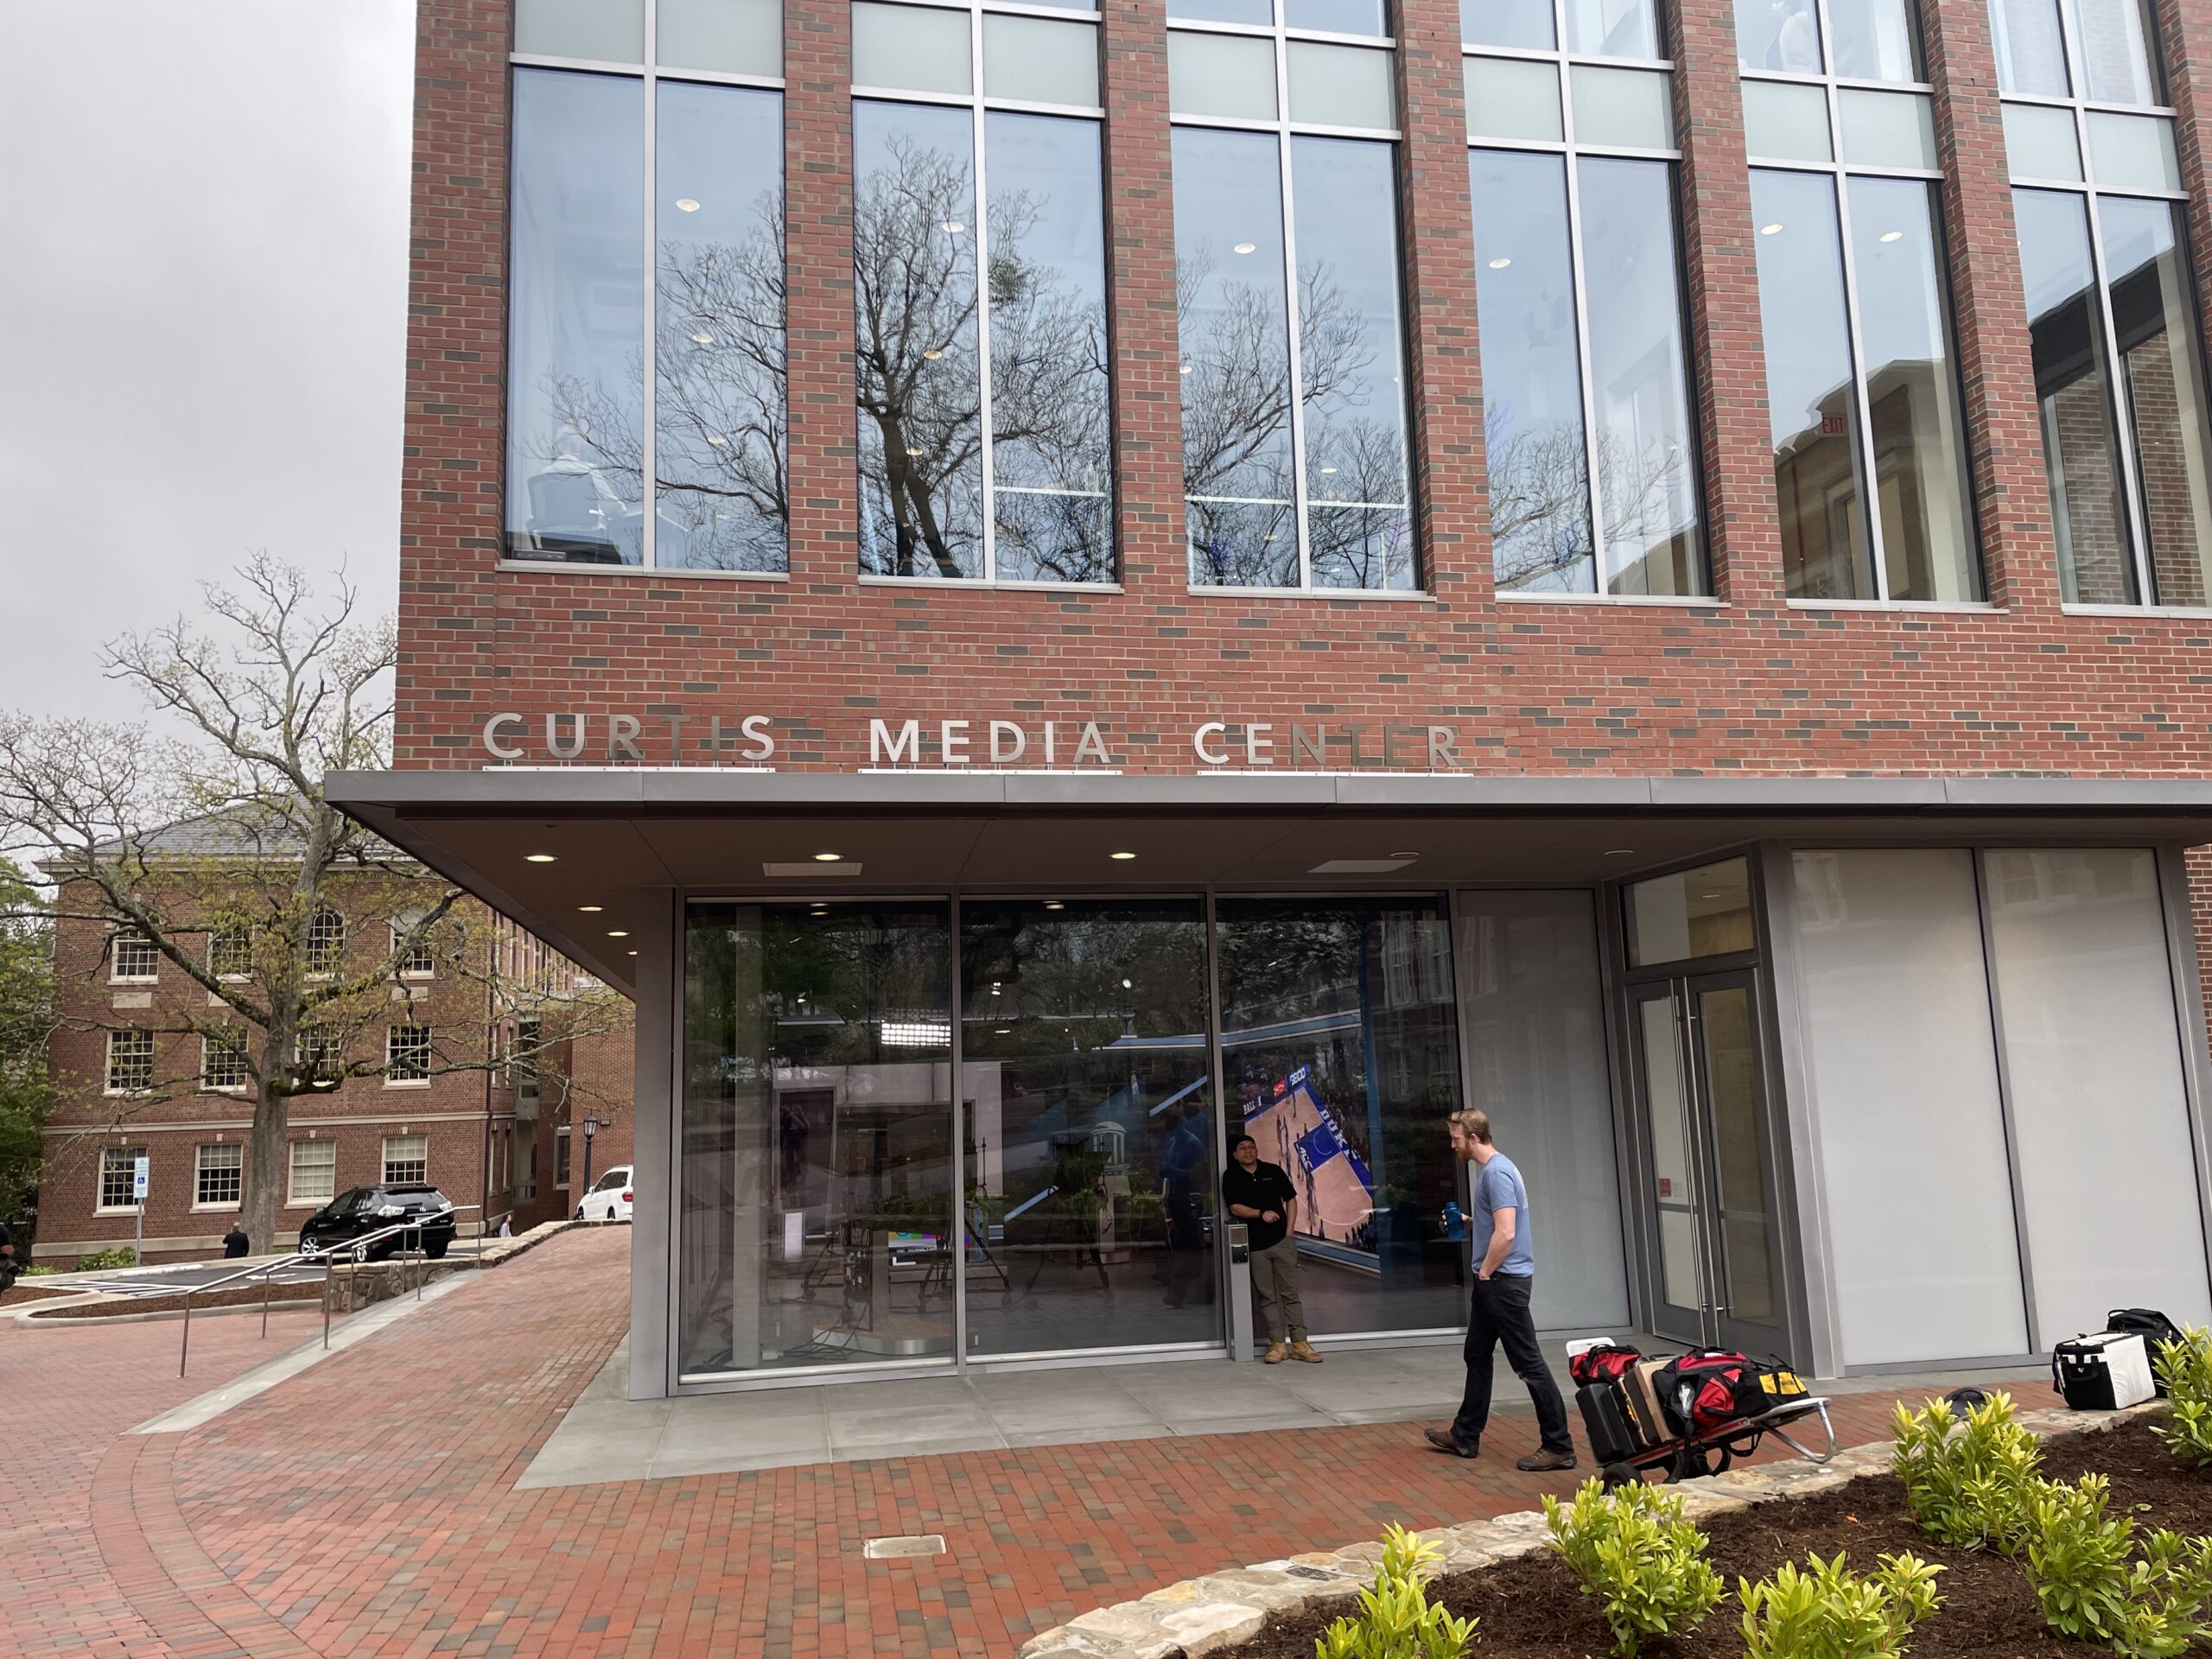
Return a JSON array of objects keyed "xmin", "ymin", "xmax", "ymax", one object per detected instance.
[{"xmin": 1224, "ymin": 1133, "xmax": 1320, "ymax": 1363}]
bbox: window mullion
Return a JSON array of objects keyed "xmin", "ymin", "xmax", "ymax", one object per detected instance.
[
  {"xmin": 1817, "ymin": 0, "xmax": 1891, "ymax": 601},
  {"xmin": 1275, "ymin": 79, "xmax": 1313, "ymax": 588},
  {"xmin": 2085, "ymin": 191, "xmax": 2160, "ymax": 603},
  {"xmin": 1560, "ymin": 69, "xmax": 1611, "ymax": 593},
  {"xmin": 972, "ymin": 12, "xmax": 998, "ymax": 582},
  {"xmin": 642, "ymin": 0, "xmax": 660, "ymax": 570}
]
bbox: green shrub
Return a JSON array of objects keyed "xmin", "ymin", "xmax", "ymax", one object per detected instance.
[
  {"xmin": 1891, "ymin": 1391, "xmax": 2043, "ymax": 1554},
  {"xmin": 20, "ymin": 1263, "xmax": 54, "ymax": 1276},
  {"xmin": 1542, "ymin": 1478, "xmax": 1723, "ymax": 1656},
  {"xmin": 1313, "ymin": 1524, "xmax": 1477, "ymax": 1659},
  {"xmin": 71, "ymin": 1247, "xmax": 138, "ymax": 1271},
  {"xmin": 2152, "ymin": 1326, "xmax": 2212, "ymax": 1468},
  {"xmin": 2022, "ymin": 1472, "xmax": 2212, "ymax": 1657},
  {"xmin": 1737, "ymin": 1550, "xmax": 1943, "ymax": 1659}
]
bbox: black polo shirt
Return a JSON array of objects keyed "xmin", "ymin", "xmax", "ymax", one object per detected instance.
[{"xmin": 1223, "ymin": 1160, "xmax": 1298, "ymax": 1251}]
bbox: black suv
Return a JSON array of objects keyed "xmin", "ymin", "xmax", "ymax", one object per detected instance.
[{"xmin": 299, "ymin": 1185, "xmax": 458, "ymax": 1260}]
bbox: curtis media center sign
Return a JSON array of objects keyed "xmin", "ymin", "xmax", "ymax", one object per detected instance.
[{"xmin": 480, "ymin": 710, "xmax": 1491, "ymax": 772}]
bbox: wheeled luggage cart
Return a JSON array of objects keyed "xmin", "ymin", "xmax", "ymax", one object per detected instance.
[{"xmin": 1594, "ymin": 1395, "xmax": 1837, "ymax": 1489}]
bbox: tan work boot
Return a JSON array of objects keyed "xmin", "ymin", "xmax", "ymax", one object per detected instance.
[
  {"xmin": 1263, "ymin": 1340, "xmax": 1289, "ymax": 1364},
  {"xmin": 1291, "ymin": 1339, "xmax": 1324, "ymax": 1363}
]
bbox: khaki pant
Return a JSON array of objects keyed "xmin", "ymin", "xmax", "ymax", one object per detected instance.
[{"xmin": 1249, "ymin": 1236, "xmax": 1307, "ymax": 1343}]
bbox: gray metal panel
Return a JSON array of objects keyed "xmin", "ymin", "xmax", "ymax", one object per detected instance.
[
  {"xmin": 1941, "ymin": 778, "xmax": 2212, "ymax": 810},
  {"xmin": 1648, "ymin": 778, "xmax": 1948, "ymax": 810},
  {"xmin": 629, "ymin": 888, "xmax": 677, "ymax": 1401},
  {"xmin": 1329, "ymin": 775, "xmax": 1653, "ymax": 809}
]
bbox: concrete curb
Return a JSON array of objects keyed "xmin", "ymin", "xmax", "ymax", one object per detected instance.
[{"xmin": 1012, "ymin": 1399, "xmax": 2167, "ymax": 1659}]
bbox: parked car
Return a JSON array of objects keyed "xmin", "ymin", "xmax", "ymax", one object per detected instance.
[
  {"xmin": 576, "ymin": 1165, "xmax": 632, "ymax": 1224},
  {"xmin": 299, "ymin": 1184, "xmax": 457, "ymax": 1260}
]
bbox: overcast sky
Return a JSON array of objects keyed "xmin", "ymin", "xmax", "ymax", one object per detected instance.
[{"xmin": 0, "ymin": 1, "xmax": 415, "ymax": 724}]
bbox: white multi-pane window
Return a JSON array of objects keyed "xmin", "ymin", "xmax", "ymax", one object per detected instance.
[
  {"xmin": 298, "ymin": 1029, "xmax": 345, "ymax": 1084},
  {"xmin": 200, "ymin": 1030, "xmax": 251, "ymax": 1094},
  {"xmin": 195, "ymin": 1142, "xmax": 244, "ymax": 1208},
  {"xmin": 384, "ymin": 1134, "xmax": 429, "ymax": 1185},
  {"xmin": 507, "ymin": 0, "xmax": 788, "ymax": 573},
  {"xmin": 385, "ymin": 1024, "xmax": 433, "ymax": 1084},
  {"xmin": 1463, "ymin": 0, "xmax": 1706, "ymax": 597},
  {"xmin": 111, "ymin": 931, "xmax": 159, "ymax": 982},
  {"xmin": 1991, "ymin": 0, "xmax": 2212, "ymax": 609},
  {"xmin": 1169, "ymin": 0, "xmax": 1415, "ymax": 592},
  {"xmin": 391, "ymin": 919, "xmax": 436, "ymax": 977},
  {"xmin": 208, "ymin": 925, "xmax": 253, "ymax": 980},
  {"xmin": 105, "ymin": 1028, "xmax": 155, "ymax": 1095},
  {"xmin": 99, "ymin": 1146, "xmax": 149, "ymax": 1211},
  {"xmin": 289, "ymin": 1138, "xmax": 337, "ymax": 1205},
  {"xmin": 303, "ymin": 909, "xmax": 346, "ymax": 976},
  {"xmin": 849, "ymin": 0, "xmax": 1114, "ymax": 584},
  {"xmin": 1738, "ymin": 0, "xmax": 1980, "ymax": 604}
]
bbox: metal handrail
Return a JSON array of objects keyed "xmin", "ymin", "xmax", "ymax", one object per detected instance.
[{"xmin": 177, "ymin": 1205, "xmax": 480, "ymax": 1376}]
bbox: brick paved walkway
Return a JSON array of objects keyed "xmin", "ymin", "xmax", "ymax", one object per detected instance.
[{"xmin": 4, "ymin": 1228, "xmax": 2038, "ymax": 1659}]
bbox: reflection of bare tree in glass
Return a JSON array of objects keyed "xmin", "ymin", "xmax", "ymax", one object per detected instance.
[
  {"xmin": 656, "ymin": 195, "xmax": 790, "ymax": 571},
  {"xmin": 855, "ymin": 135, "xmax": 1114, "ymax": 580},
  {"xmin": 542, "ymin": 191, "xmax": 790, "ymax": 572},
  {"xmin": 1485, "ymin": 404, "xmax": 1692, "ymax": 591},
  {"xmin": 1180, "ymin": 249, "xmax": 1392, "ymax": 586}
]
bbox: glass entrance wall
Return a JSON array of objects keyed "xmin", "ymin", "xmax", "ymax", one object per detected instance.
[
  {"xmin": 1214, "ymin": 897, "xmax": 1467, "ymax": 1334},
  {"xmin": 958, "ymin": 899, "xmax": 1218, "ymax": 1355},
  {"xmin": 679, "ymin": 904, "xmax": 957, "ymax": 1378}
]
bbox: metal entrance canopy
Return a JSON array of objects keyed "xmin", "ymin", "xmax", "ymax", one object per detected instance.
[{"xmin": 324, "ymin": 768, "xmax": 2212, "ymax": 997}]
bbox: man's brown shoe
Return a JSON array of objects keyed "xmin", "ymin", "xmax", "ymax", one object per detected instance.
[
  {"xmin": 1516, "ymin": 1448, "xmax": 1578, "ymax": 1472},
  {"xmin": 1424, "ymin": 1427, "xmax": 1479, "ymax": 1459},
  {"xmin": 1291, "ymin": 1340, "xmax": 1324, "ymax": 1363},
  {"xmin": 1264, "ymin": 1340, "xmax": 1289, "ymax": 1363}
]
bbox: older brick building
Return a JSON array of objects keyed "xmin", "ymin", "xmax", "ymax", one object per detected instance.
[
  {"xmin": 335, "ymin": 0, "xmax": 2212, "ymax": 1399},
  {"xmin": 36, "ymin": 852, "xmax": 632, "ymax": 1266}
]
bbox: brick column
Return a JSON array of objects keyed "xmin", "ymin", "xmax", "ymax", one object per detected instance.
[
  {"xmin": 1100, "ymin": 0, "xmax": 1184, "ymax": 599},
  {"xmin": 1669, "ymin": 0, "xmax": 1783, "ymax": 605},
  {"xmin": 785, "ymin": 0, "xmax": 858, "ymax": 591},
  {"xmin": 396, "ymin": 0, "xmax": 512, "ymax": 765},
  {"xmin": 1395, "ymin": 0, "xmax": 1490, "ymax": 602},
  {"xmin": 1923, "ymin": 0, "xmax": 2064, "ymax": 613}
]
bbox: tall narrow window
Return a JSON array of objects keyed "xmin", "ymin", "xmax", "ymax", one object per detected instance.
[
  {"xmin": 1741, "ymin": 0, "xmax": 1980, "ymax": 603},
  {"xmin": 852, "ymin": 0, "xmax": 1113, "ymax": 583},
  {"xmin": 1993, "ymin": 0, "xmax": 2212, "ymax": 607},
  {"xmin": 1171, "ymin": 0, "xmax": 1414, "ymax": 591},
  {"xmin": 507, "ymin": 3, "xmax": 788, "ymax": 571},
  {"xmin": 1464, "ymin": 0, "xmax": 1704, "ymax": 595}
]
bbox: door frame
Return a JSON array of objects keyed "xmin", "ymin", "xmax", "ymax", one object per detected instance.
[{"xmin": 1600, "ymin": 846, "xmax": 1815, "ymax": 1370}]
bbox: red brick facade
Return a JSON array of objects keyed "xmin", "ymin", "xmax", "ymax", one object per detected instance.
[
  {"xmin": 397, "ymin": 0, "xmax": 2212, "ymax": 788},
  {"xmin": 35, "ymin": 879, "xmax": 633, "ymax": 1265}
]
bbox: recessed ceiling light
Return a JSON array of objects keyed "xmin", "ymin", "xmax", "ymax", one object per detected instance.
[
  {"xmin": 706, "ymin": 433, "xmax": 728, "ymax": 446},
  {"xmin": 1488, "ymin": 257, "xmax": 1510, "ymax": 269},
  {"xmin": 1043, "ymin": 900, "xmax": 1065, "ymax": 909},
  {"xmin": 1760, "ymin": 222, "xmax": 1783, "ymax": 235},
  {"xmin": 923, "ymin": 348, "xmax": 943, "ymax": 360},
  {"xmin": 1109, "ymin": 851, "xmax": 1137, "ymax": 861},
  {"xmin": 814, "ymin": 851, "xmax": 843, "ymax": 862},
  {"xmin": 628, "ymin": 950, "xmax": 638, "ymax": 957},
  {"xmin": 691, "ymin": 331, "xmax": 715, "ymax": 345},
  {"xmin": 995, "ymin": 1027, "xmax": 1010, "ymax": 1034},
  {"xmin": 1605, "ymin": 848, "xmax": 1637, "ymax": 856},
  {"xmin": 906, "ymin": 446, "xmax": 926, "ymax": 456},
  {"xmin": 1122, "ymin": 977, "xmax": 1133, "ymax": 989},
  {"xmin": 607, "ymin": 930, "xmax": 629, "ymax": 938},
  {"xmin": 675, "ymin": 197, "xmax": 701, "ymax": 212},
  {"xmin": 578, "ymin": 905, "xmax": 603, "ymax": 913},
  {"xmin": 525, "ymin": 854, "xmax": 556, "ymax": 863},
  {"xmin": 943, "ymin": 219, "xmax": 965, "ymax": 234},
  {"xmin": 1233, "ymin": 241, "xmax": 1256, "ymax": 255},
  {"xmin": 1179, "ymin": 364, "xmax": 1193, "ymax": 374},
  {"xmin": 1879, "ymin": 229, "xmax": 1904, "ymax": 242},
  {"xmin": 1390, "ymin": 850, "xmax": 1417, "ymax": 859},
  {"xmin": 1319, "ymin": 466, "xmax": 1338, "ymax": 474}
]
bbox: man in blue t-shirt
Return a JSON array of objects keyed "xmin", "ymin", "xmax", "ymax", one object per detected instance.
[{"xmin": 1424, "ymin": 1109, "xmax": 1575, "ymax": 1471}]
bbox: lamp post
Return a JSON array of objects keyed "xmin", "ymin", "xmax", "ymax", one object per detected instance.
[{"xmin": 582, "ymin": 1112, "xmax": 601, "ymax": 1195}]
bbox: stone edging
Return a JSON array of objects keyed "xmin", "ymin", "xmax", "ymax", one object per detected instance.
[
  {"xmin": 1015, "ymin": 1400, "xmax": 2167, "ymax": 1659},
  {"xmin": 10, "ymin": 1217, "xmax": 583, "ymax": 1327}
]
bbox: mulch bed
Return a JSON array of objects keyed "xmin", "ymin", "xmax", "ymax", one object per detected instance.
[
  {"xmin": 1230, "ymin": 1421, "xmax": 2212, "ymax": 1658},
  {"xmin": 0, "ymin": 1281, "xmax": 79, "ymax": 1308}
]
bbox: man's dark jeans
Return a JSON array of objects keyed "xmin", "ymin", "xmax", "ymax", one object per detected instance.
[{"xmin": 1452, "ymin": 1271, "xmax": 1573, "ymax": 1454}]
